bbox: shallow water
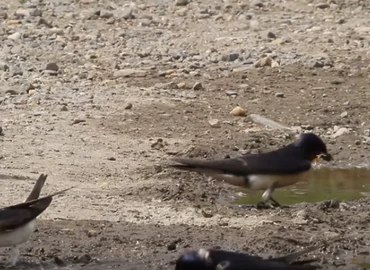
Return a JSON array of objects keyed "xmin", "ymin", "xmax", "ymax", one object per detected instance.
[
  {"xmin": 352, "ymin": 254, "xmax": 370, "ymax": 269},
  {"xmin": 234, "ymin": 168, "xmax": 370, "ymax": 205}
]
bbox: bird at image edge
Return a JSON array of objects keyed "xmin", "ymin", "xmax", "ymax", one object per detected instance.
[
  {"xmin": 175, "ymin": 245, "xmax": 322, "ymax": 270},
  {"xmin": 0, "ymin": 174, "xmax": 73, "ymax": 267},
  {"xmin": 170, "ymin": 133, "xmax": 332, "ymax": 207}
]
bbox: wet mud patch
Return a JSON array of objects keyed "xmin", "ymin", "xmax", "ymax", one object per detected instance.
[
  {"xmin": 235, "ymin": 167, "xmax": 370, "ymax": 206},
  {"xmin": 4, "ymin": 205, "xmax": 370, "ymax": 270}
]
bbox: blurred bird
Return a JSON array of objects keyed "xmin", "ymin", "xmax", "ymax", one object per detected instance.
[
  {"xmin": 175, "ymin": 245, "xmax": 322, "ymax": 270},
  {"xmin": 0, "ymin": 174, "xmax": 73, "ymax": 267},
  {"xmin": 170, "ymin": 133, "xmax": 332, "ymax": 207}
]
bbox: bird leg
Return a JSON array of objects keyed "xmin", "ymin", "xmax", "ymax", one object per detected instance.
[
  {"xmin": 257, "ymin": 184, "xmax": 282, "ymax": 209},
  {"xmin": 269, "ymin": 197, "xmax": 281, "ymax": 207},
  {"xmin": 5, "ymin": 245, "xmax": 20, "ymax": 268}
]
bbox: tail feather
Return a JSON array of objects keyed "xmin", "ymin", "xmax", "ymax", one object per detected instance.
[
  {"xmin": 26, "ymin": 174, "xmax": 47, "ymax": 202},
  {"xmin": 170, "ymin": 158, "xmax": 240, "ymax": 173},
  {"xmin": 43, "ymin": 186, "xmax": 75, "ymax": 199},
  {"xmin": 170, "ymin": 158, "xmax": 213, "ymax": 169},
  {"xmin": 9, "ymin": 186, "xmax": 75, "ymax": 210},
  {"xmin": 272, "ymin": 243, "xmax": 325, "ymax": 264}
]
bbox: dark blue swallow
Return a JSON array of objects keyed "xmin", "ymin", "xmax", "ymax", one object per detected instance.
[
  {"xmin": 170, "ymin": 133, "xmax": 332, "ymax": 207},
  {"xmin": 0, "ymin": 174, "xmax": 73, "ymax": 267},
  {"xmin": 176, "ymin": 245, "xmax": 321, "ymax": 270}
]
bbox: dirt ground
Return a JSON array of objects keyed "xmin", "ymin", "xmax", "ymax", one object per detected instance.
[{"xmin": 1, "ymin": 0, "xmax": 370, "ymax": 269}]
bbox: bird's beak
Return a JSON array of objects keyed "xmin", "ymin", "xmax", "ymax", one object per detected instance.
[{"xmin": 314, "ymin": 153, "xmax": 333, "ymax": 162}]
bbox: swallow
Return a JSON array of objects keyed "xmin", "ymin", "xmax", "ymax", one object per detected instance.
[
  {"xmin": 170, "ymin": 133, "xmax": 332, "ymax": 208},
  {"xmin": 0, "ymin": 174, "xmax": 73, "ymax": 267},
  {"xmin": 175, "ymin": 244, "xmax": 322, "ymax": 270}
]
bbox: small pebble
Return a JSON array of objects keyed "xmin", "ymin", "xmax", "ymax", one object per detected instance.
[
  {"xmin": 209, "ymin": 119, "xmax": 220, "ymax": 128},
  {"xmin": 267, "ymin": 31, "xmax": 276, "ymax": 39},
  {"xmin": 221, "ymin": 53, "xmax": 240, "ymax": 62},
  {"xmin": 15, "ymin": 8, "xmax": 30, "ymax": 18},
  {"xmin": 54, "ymin": 257, "xmax": 66, "ymax": 267},
  {"xmin": 0, "ymin": 62, "xmax": 9, "ymax": 71},
  {"xmin": 87, "ymin": 230, "xmax": 98, "ymax": 237},
  {"xmin": 254, "ymin": 57, "xmax": 273, "ymax": 67},
  {"xmin": 177, "ymin": 82, "xmax": 186, "ymax": 89},
  {"xmin": 201, "ymin": 208, "xmax": 214, "ymax": 218},
  {"xmin": 75, "ymin": 254, "xmax": 92, "ymax": 264},
  {"xmin": 333, "ymin": 127, "xmax": 349, "ymax": 138},
  {"xmin": 120, "ymin": 8, "xmax": 135, "ymax": 19},
  {"xmin": 250, "ymin": 0, "xmax": 263, "ymax": 8},
  {"xmin": 175, "ymin": 0, "xmax": 189, "ymax": 6},
  {"xmin": 50, "ymin": 28, "xmax": 64, "ymax": 35},
  {"xmin": 230, "ymin": 106, "xmax": 246, "ymax": 116},
  {"xmin": 28, "ymin": 90, "xmax": 37, "ymax": 97},
  {"xmin": 250, "ymin": 20, "xmax": 260, "ymax": 29},
  {"xmin": 0, "ymin": 10, "xmax": 8, "ymax": 19},
  {"xmin": 167, "ymin": 242, "xmax": 177, "ymax": 251},
  {"xmin": 275, "ymin": 92, "xmax": 285, "ymax": 98},
  {"xmin": 46, "ymin": 62, "xmax": 59, "ymax": 72},
  {"xmin": 316, "ymin": 3, "xmax": 330, "ymax": 9},
  {"xmin": 100, "ymin": 9, "xmax": 113, "ymax": 18},
  {"xmin": 192, "ymin": 82, "xmax": 204, "ymax": 90},
  {"xmin": 114, "ymin": 69, "xmax": 147, "ymax": 78},
  {"xmin": 30, "ymin": 9, "xmax": 42, "ymax": 17},
  {"xmin": 8, "ymin": 32, "xmax": 21, "ymax": 40},
  {"xmin": 38, "ymin": 18, "xmax": 52, "ymax": 27},
  {"xmin": 226, "ymin": 91, "xmax": 238, "ymax": 96},
  {"xmin": 124, "ymin": 103, "xmax": 133, "ymax": 110},
  {"xmin": 72, "ymin": 119, "xmax": 86, "ymax": 125}
]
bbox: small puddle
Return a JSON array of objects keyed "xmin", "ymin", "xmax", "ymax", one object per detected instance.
[
  {"xmin": 234, "ymin": 168, "xmax": 370, "ymax": 205},
  {"xmin": 352, "ymin": 254, "xmax": 370, "ymax": 269}
]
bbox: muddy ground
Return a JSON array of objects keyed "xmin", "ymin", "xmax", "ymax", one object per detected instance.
[{"xmin": 1, "ymin": 0, "xmax": 370, "ymax": 269}]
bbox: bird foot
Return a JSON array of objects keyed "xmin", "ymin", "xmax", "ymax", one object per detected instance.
[
  {"xmin": 256, "ymin": 201, "xmax": 275, "ymax": 209},
  {"xmin": 4, "ymin": 246, "xmax": 19, "ymax": 269},
  {"xmin": 256, "ymin": 198, "xmax": 286, "ymax": 209}
]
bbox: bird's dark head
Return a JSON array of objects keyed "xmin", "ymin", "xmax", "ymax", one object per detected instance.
[
  {"xmin": 295, "ymin": 133, "xmax": 333, "ymax": 162},
  {"xmin": 175, "ymin": 249, "xmax": 213, "ymax": 270}
]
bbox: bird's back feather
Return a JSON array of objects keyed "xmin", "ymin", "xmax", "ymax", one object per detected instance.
[{"xmin": 171, "ymin": 143, "xmax": 312, "ymax": 176}]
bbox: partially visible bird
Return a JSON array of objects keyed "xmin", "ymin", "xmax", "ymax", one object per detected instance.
[
  {"xmin": 170, "ymin": 133, "xmax": 332, "ymax": 207},
  {"xmin": 175, "ymin": 245, "xmax": 322, "ymax": 270},
  {"xmin": 0, "ymin": 174, "xmax": 73, "ymax": 267}
]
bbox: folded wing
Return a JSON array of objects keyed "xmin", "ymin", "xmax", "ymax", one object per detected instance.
[
  {"xmin": 0, "ymin": 196, "xmax": 52, "ymax": 231},
  {"xmin": 171, "ymin": 152, "xmax": 311, "ymax": 176}
]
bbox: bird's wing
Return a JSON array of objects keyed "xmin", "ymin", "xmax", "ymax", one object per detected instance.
[
  {"xmin": 171, "ymin": 153, "xmax": 311, "ymax": 176},
  {"xmin": 206, "ymin": 250, "xmax": 319, "ymax": 270},
  {"xmin": 250, "ymin": 258, "xmax": 319, "ymax": 270},
  {"xmin": 272, "ymin": 243, "xmax": 324, "ymax": 264},
  {"xmin": 26, "ymin": 173, "xmax": 47, "ymax": 202},
  {"xmin": 0, "ymin": 186, "xmax": 74, "ymax": 231},
  {"xmin": 220, "ymin": 258, "xmax": 319, "ymax": 270},
  {"xmin": 0, "ymin": 196, "xmax": 52, "ymax": 231}
]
